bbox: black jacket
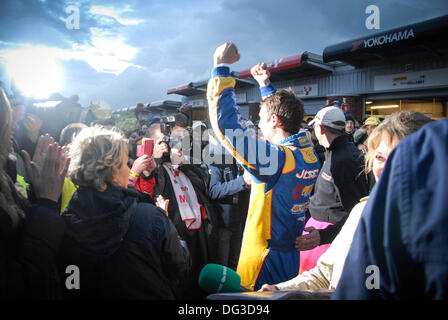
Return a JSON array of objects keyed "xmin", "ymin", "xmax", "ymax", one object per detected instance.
[
  {"xmin": 0, "ymin": 173, "xmax": 65, "ymax": 299},
  {"xmin": 59, "ymin": 185, "xmax": 191, "ymax": 299},
  {"xmin": 309, "ymin": 135, "xmax": 369, "ymax": 245},
  {"xmin": 152, "ymin": 161, "xmax": 221, "ymax": 299}
]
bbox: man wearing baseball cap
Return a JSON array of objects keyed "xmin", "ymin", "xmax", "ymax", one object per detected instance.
[
  {"xmin": 354, "ymin": 116, "xmax": 381, "ymax": 154},
  {"xmin": 362, "ymin": 116, "xmax": 380, "ymax": 135},
  {"xmin": 297, "ymin": 106, "xmax": 369, "ymax": 272},
  {"xmin": 329, "ymin": 100, "xmax": 342, "ymax": 108}
]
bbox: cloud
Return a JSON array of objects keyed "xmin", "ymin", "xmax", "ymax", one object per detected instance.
[
  {"xmin": 89, "ymin": 4, "xmax": 145, "ymax": 26},
  {"xmin": 1, "ymin": 0, "xmax": 448, "ymax": 108},
  {"xmin": 69, "ymin": 65, "xmax": 194, "ymax": 109}
]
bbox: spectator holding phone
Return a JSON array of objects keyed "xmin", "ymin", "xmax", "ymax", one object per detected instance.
[
  {"xmin": 128, "ymin": 121, "xmax": 171, "ymax": 196},
  {"xmin": 147, "ymin": 121, "xmax": 221, "ymax": 299}
]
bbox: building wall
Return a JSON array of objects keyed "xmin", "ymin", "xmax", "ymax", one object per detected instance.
[{"xmin": 180, "ymin": 55, "xmax": 448, "ymax": 122}]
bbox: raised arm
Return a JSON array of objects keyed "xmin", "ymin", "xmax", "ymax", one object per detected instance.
[{"xmin": 207, "ymin": 43, "xmax": 285, "ymax": 184}]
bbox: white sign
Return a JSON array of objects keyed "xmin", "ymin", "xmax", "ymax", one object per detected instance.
[
  {"xmin": 364, "ymin": 28, "xmax": 414, "ymax": 48},
  {"xmin": 190, "ymin": 99, "xmax": 204, "ymax": 107},
  {"xmin": 374, "ymin": 68, "xmax": 448, "ymax": 91},
  {"xmin": 291, "ymin": 84, "xmax": 318, "ymax": 97}
]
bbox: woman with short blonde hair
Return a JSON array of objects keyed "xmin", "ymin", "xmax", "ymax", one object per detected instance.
[
  {"xmin": 69, "ymin": 126, "xmax": 129, "ymax": 191},
  {"xmin": 60, "ymin": 125, "xmax": 191, "ymax": 299}
]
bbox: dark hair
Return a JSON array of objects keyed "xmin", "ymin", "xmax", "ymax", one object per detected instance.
[
  {"xmin": 125, "ymin": 129, "xmax": 139, "ymax": 139},
  {"xmin": 321, "ymin": 125, "xmax": 345, "ymax": 136},
  {"xmin": 174, "ymin": 113, "xmax": 189, "ymax": 128},
  {"xmin": 59, "ymin": 123, "xmax": 88, "ymax": 146},
  {"xmin": 261, "ymin": 88, "xmax": 304, "ymax": 135},
  {"xmin": 345, "ymin": 113, "xmax": 355, "ymax": 123},
  {"xmin": 146, "ymin": 121, "xmax": 161, "ymax": 139}
]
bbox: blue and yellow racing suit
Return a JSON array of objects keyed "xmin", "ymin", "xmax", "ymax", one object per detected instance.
[{"xmin": 207, "ymin": 66, "xmax": 320, "ymax": 290}]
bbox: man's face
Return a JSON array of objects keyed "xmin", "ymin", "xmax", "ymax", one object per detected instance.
[
  {"xmin": 171, "ymin": 126, "xmax": 187, "ymax": 140},
  {"xmin": 345, "ymin": 120, "xmax": 354, "ymax": 133},
  {"xmin": 365, "ymin": 125, "xmax": 377, "ymax": 136},
  {"xmin": 152, "ymin": 127, "xmax": 166, "ymax": 145},
  {"xmin": 150, "ymin": 126, "xmax": 170, "ymax": 159},
  {"xmin": 313, "ymin": 123, "xmax": 325, "ymax": 146},
  {"xmin": 258, "ymin": 104, "xmax": 274, "ymax": 141},
  {"xmin": 170, "ymin": 147, "xmax": 184, "ymax": 165},
  {"xmin": 129, "ymin": 132, "xmax": 139, "ymax": 143},
  {"xmin": 127, "ymin": 132, "xmax": 139, "ymax": 154}
]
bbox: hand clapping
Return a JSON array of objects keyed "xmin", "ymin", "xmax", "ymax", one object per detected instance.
[{"xmin": 21, "ymin": 134, "xmax": 70, "ymax": 203}]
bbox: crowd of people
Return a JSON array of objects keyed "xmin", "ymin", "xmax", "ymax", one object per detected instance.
[{"xmin": 0, "ymin": 42, "xmax": 447, "ymax": 300}]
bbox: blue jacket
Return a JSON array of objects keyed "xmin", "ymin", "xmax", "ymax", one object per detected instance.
[
  {"xmin": 207, "ymin": 66, "xmax": 320, "ymax": 290},
  {"xmin": 208, "ymin": 160, "xmax": 248, "ymax": 228},
  {"xmin": 333, "ymin": 119, "xmax": 448, "ymax": 299}
]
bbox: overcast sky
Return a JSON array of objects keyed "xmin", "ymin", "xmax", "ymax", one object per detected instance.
[{"xmin": 0, "ymin": 0, "xmax": 447, "ymax": 109}]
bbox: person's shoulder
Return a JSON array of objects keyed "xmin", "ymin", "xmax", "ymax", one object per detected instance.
[
  {"xmin": 184, "ymin": 164, "xmax": 210, "ymax": 182},
  {"xmin": 136, "ymin": 201, "xmax": 165, "ymax": 218},
  {"xmin": 134, "ymin": 202, "xmax": 170, "ymax": 233},
  {"xmin": 331, "ymin": 145, "xmax": 355, "ymax": 166},
  {"xmin": 391, "ymin": 119, "xmax": 448, "ymax": 200},
  {"xmin": 350, "ymin": 199, "xmax": 368, "ymax": 217},
  {"xmin": 404, "ymin": 118, "xmax": 447, "ymax": 153},
  {"xmin": 335, "ymin": 136, "xmax": 361, "ymax": 158}
]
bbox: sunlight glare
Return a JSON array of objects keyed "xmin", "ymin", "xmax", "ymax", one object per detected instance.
[{"xmin": 3, "ymin": 45, "xmax": 63, "ymax": 99}]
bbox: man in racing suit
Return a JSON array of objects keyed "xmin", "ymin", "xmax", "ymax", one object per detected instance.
[{"xmin": 207, "ymin": 43, "xmax": 320, "ymax": 290}]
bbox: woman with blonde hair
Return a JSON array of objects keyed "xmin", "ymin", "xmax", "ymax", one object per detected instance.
[
  {"xmin": 59, "ymin": 126, "xmax": 191, "ymax": 299},
  {"xmin": 1, "ymin": 86, "xmax": 69, "ymax": 298},
  {"xmin": 259, "ymin": 111, "xmax": 431, "ymax": 293}
]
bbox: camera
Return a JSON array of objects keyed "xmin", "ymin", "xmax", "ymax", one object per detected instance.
[
  {"xmin": 160, "ymin": 115, "xmax": 176, "ymax": 139},
  {"xmin": 160, "ymin": 114, "xmax": 194, "ymax": 149},
  {"xmin": 159, "ymin": 114, "xmax": 195, "ymax": 164}
]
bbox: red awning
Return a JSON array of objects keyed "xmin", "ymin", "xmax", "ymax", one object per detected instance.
[
  {"xmin": 168, "ymin": 52, "xmax": 331, "ymax": 96},
  {"xmin": 238, "ymin": 53, "xmax": 303, "ymax": 79},
  {"xmin": 167, "ymin": 84, "xmax": 191, "ymax": 95},
  {"xmin": 167, "ymin": 84, "xmax": 206, "ymax": 96}
]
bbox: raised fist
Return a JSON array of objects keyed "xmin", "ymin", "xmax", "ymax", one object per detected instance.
[
  {"xmin": 250, "ymin": 62, "xmax": 271, "ymax": 87},
  {"xmin": 213, "ymin": 42, "xmax": 240, "ymax": 66}
]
